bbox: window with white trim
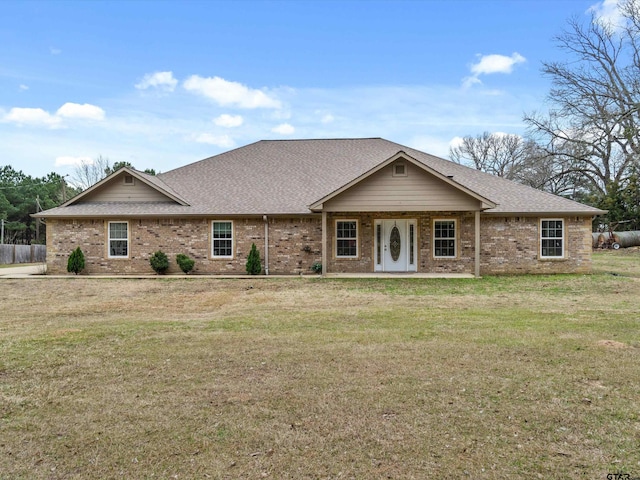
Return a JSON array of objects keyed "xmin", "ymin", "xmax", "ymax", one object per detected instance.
[
  {"xmin": 108, "ymin": 221, "xmax": 129, "ymax": 258},
  {"xmin": 212, "ymin": 221, "xmax": 233, "ymax": 258},
  {"xmin": 540, "ymin": 219, "xmax": 564, "ymax": 258},
  {"xmin": 336, "ymin": 220, "xmax": 358, "ymax": 257},
  {"xmin": 433, "ymin": 219, "xmax": 456, "ymax": 258}
]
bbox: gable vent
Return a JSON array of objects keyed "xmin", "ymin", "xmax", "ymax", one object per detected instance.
[
  {"xmin": 393, "ymin": 163, "xmax": 407, "ymax": 177},
  {"xmin": 123, "ymin": 175, "xmax": 134, "ymax": 185}
]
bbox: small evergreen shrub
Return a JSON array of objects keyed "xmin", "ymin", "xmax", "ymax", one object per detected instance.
[
  {"xmin": 310, "ymin": 261, "xmax": 322, "ymax": 274},
  {"xmin": 67, "ymin": 247, "xmax": 85, "ymax": 275},
  {"xmin": 176, "ymin": 253, "xmax": 195, "ymax": 274},
  {"xmin": 149, "ymin": 250, "xmax": 169, "ymax": 274},
  {"xmin": 245, "ymin": 243, "xmax": 262, "ymax": 275}
]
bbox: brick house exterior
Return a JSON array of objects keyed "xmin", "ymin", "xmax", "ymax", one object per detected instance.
[{"xmin": 36, "ymin": 139, "xmax": 604, "ymax": 276}]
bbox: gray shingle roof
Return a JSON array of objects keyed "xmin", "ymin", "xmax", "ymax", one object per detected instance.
[{"xmin": 37, "ymin": 138, "xmax": 605, "ymax": 217}]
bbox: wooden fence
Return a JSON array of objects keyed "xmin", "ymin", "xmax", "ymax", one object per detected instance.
[{"xmin": 0, "ymin": 244, "xmax": 46, "ymax": 265}]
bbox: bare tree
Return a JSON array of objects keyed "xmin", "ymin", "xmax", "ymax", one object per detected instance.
[
  {"xmin": 524, "ymin": 1, "xmax": 640, "ymax": 197},
  {"xmin": 72, "ymin": 155, "xmax": 111, "ymax": 191},
  {"xmin": 449, "ymin": 131, "xmax": 538, "ymax": 181}
]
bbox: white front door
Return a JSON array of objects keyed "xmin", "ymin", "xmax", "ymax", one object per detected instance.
[{"xmin": 375, "ymin": 219, "xmax": 417, "ymax": 272}]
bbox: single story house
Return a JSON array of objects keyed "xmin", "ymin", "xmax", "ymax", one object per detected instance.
[{"xmin": 35, "ymin": 138, "xmax": 605, "ymax": 276}]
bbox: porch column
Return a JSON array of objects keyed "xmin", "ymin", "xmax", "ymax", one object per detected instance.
[
  {"xmin": 475, "ymin": 210, "xmax": 481, "ymax": 278},
  {"xmin": 321, "ymin": 211, "xmax": 327, "ymax": 275}
]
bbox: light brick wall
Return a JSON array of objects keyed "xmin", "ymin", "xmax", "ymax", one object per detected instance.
[
  {"xmin": 46, "ymin": 216, "xmax": 322, "ymax": 275},
  {"xmin": 46, "ymin": 213, "xmax": 593, "ymax": 275},
  {"xmin": 480, "ymin": 215, "xmax": 593, "ymax": 274},
  {"xmin": 326, "ymin": 212, "xmax": 593, "ymax": 275}
]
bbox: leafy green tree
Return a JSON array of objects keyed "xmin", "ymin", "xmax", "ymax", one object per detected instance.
[
  {"xmin": 245, "ymin": 243, "xmax": 261, "ymax": 275},
  {"xmin": 105, "ymin": 161, "xmax": 134, "ymax": 176},
  {"xmin": 0, "ymin": 166, "xmax": 79, "ymax": 244},
  {"xmin": 67, "ymin": 247, "xmax": 85, "ymax": 275}
]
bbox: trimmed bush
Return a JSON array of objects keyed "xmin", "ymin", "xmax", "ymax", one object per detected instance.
[
  {"xmin": 67, "ymin": 247, "xmax": 85, "ymax": 275},
  {"xmin": 245, "ymin": 243, "xmax": 262, "ymax": 275},
  {"xmin": 310, "ymin": 261, "xmax": 322, "ymax": 274},
  {"xmin": 149, "ymin": 250, "xmax": 169, "ymax": 274},
  {"xmin": 176, "ymin": 253, "xmax": 195, "ymax": 274}
]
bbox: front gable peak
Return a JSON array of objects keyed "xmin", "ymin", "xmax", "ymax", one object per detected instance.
[{"xmin": 309, "ymin": 151, "xmax": 497, "ymax": 212}]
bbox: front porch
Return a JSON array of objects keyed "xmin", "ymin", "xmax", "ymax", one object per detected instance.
[
  {"xmin": 320, "ymin": 211, "xmax": 483, "ymax": 277},
  {"xmin": 324, "ymin": 272, "xmax": 476, "ymax": 279}
]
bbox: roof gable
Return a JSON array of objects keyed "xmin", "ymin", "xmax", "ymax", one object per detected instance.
[
  {"xmin": 309, "ymin": 151, "xmax": 496, "ymax": 211},
  {"xmin": 65, "ymin": 168, "xmax": 189, "ymax": 207}
]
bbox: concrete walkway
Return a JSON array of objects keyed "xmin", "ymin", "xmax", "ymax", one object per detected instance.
[{"xmin": 0, "ymin": 264, "xmax": 475, "ymax": 279}]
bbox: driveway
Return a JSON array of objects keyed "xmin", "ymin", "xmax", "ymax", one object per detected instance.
[{"xmin": 0, "ymin": 264, "xmax": 47, "ymax": 277}]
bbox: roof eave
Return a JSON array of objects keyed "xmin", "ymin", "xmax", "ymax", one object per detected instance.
[{"xmin": 482, "ymin": 209, "xmax": 608, "ymax": 216}]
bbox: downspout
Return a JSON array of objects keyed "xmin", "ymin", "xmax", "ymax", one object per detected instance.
[
  {"xmin": 263, "ymin": 215, "xmax": 269, "ymax": 275},
  {"xmin": 475, "ymin": 210, "xmax": 481, "ymax": 278},
  {"xmin": 322, "ymin": 211, "xmax": 327, "ymax": 275}
]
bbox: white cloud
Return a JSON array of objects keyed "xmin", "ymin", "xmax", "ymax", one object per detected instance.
[
  {"xmin": 464, "ymin": 52, "xmax": 526, "ymax": 88},
  {"xmin": 19, "ymin": 84, "xmax": 29, "ymax": 91},
  {"xmin": 54, "ymin": 155, "xmax": 93, "ymax": 167},
  {"xmin": 56, "ymin": 102, "xmax": 106, "ymax": 120},
  {"xmin": 271, "ymin": 123, "xmax": 295, "ymax": 135},
  {"xmin": 589, "ymin": 0, "xmax": 626, "ymax": 30},
  {"xmin": 4, "ymin": 102, "xmax": 105, "ymax": 127},
  {"xmin": 192, "ymin": 133, "xmax": 235, "ymax": 148},
  {"xmin": 135, "ymin": 71, "xmax": 178, "ymax": 92},
  {"xmin": 50, "ymin": 47, "xmax": 61, "ymax": 55},
  {"xmin": 461, "ymin": 75, "xmax": 482, "ymax": 89},
  {"xmin": 183, "ymin": 75, "xmax": 281, "ymax": 109},
  {"xmin": 213, "ymin": 114, "xmax": 243, "ymax": 128},
  {"xmin": 471, "ymin": 52, "xmax": 526, "ymax": 75},
  {"xmin": 4, "ymin": 107, "xmax": 62, "ymax": 127},
  {"xmin": 321, "ymin": 113, "xmax": 334, "ymax": 124},
  {"xmin": 448, "ymin": 136, "xmax": 464, "ymax": 151}
]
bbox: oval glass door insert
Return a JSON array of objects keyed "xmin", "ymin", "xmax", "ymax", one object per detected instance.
[{"xmin": 390, "ymin": 225, "xmax": 401, "ymax": 261}]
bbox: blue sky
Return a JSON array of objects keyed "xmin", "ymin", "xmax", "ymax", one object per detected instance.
[{"xmin": 0, "ymin": 0, "xmax": 621, "ymax": 180}]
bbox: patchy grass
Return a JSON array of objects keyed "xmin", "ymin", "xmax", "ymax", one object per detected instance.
[
  {"xmin": 1, "ymin": 252, "xmax": 640, "ymax": 479},
  {"xmin": 593, "ymin": 246, "xmax": 640, "ymax": 278}
]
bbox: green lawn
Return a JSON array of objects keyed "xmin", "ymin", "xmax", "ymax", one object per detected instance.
[{"xmin": 0, "ymin": 250, "xmax": 639, "ymax": 478}]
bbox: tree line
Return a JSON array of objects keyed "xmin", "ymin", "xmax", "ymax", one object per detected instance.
[{"xmin": 450, "ymin": 0, "xmax": 640, "ymax": 231}]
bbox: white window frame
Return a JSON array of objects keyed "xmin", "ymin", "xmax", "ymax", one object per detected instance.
[
  {"xmin": 540, "ymin": 218, "xmax": 565, "ymax": 259},
  {"xmin": 433, "ymin": 219, "xmax": 457, "ymax": 259},
  {"xmin": 211, "ymin": 220, "xmax": 234, "ymax": 259},
  {"xmin": 108, "ymin": 221, "xmax": 129, "ymax": 258},
  {"xmin": 335, "ymin": 219, "xmax": 358, "ymax": 258}
]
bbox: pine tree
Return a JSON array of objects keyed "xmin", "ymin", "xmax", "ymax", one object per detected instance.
[
  {"xmin": 67, "ymin": 246, "xmax": 85, "ymax": 275},
  {"xmin": 245, "ymin": 243, "xmax": 261, "ymax": 275}
]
